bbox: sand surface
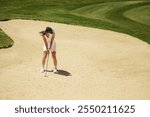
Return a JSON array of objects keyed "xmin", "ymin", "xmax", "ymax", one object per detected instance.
[{"xmin": 0, "ymin": 19, "xmax": 150, "ymax": 99}]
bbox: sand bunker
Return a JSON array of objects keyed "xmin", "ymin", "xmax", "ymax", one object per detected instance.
[{"xmin": 0, "ymin": 19, "xmax": 150, "ymax": 99}]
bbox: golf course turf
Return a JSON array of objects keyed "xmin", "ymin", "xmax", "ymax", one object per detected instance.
[
  {"xmin": 0, "ymin": 0, "xmax": 150, "ymax": 48},
  {"xmin": 0, "ymin": 28, "xmax": 14, "ymax": 49}
]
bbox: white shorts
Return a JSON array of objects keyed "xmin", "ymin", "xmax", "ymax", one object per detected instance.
[{"xmin": 43, "ymin": 41, "xmax": 56, "ymax": 52}]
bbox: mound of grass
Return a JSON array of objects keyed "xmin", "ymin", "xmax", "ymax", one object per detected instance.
[
  {"xmin": 0, "ymin": 28, "xmax": 14, "ymax": 49},
  {"xmin": 124, "ymin": 4, "xmax": 150, "ymax": 26},
  {"xmin": 70, "ymin": 1, "xmax": 150, "ymax": 43},
  {"xmin": 0, "ymin": 0, "xmax": 150, "ymax": 48}
]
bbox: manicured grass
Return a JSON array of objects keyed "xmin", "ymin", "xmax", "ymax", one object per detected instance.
[
  {"xmin": 71, "ymin": 1, "xmax": 150, "ymax": 43},
  {"xmin": 124, "ymin": 4, "xmax": 150, "ymax": 26},
  {"xmin": 0, "ymin": 28, "xmax": 14, "ymax": 49},
  {"xmin": 0, "ymin": 0, "xmax": 150, "ymax": 48}
]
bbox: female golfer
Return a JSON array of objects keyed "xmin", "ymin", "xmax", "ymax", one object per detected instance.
[{"xmin": 40, "ymin": 27, "xmax": 58, "ymax": 73}]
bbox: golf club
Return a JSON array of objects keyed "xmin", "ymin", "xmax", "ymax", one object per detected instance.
[{"xmin": 44, "ymin": 53, "xmax": 49, "ymax": 77}]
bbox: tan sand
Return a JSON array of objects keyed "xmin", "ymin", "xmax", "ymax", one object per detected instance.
[{"xmin": 0, "ymin": 19, "xmax": 150, "ymax": 99}]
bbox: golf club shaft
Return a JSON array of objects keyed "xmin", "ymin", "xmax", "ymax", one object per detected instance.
[{"xmin": 44, "ymin": 53, "xmax": 49, "ymax": 77}]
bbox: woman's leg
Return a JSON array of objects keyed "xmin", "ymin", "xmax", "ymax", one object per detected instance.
[
  {"xmin": 51, "ymin": 51, "xmax": 57, "ymax": 70},
  {"xmin": 42, "ymin": 51, "xmax": 47, "ymax": 65},
  {"xmin": 41, "ymin": 51, "xmax": 47, "ymax": 72}
]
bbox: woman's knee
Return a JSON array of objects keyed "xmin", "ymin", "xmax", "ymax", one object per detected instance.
[
  {"xmin": 52, "ymin": 51, "xmax": 56, "ymax": 58},
  {"xmin": 52, "ymin": 51, "xmax": 56, "ymax": 55}
]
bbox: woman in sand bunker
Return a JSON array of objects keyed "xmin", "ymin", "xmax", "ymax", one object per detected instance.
[{"xmin": 40, "ymin": 27, "xmax": 58, "ymax": 73}]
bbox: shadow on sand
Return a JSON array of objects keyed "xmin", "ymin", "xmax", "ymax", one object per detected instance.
[{"xmin": 45, "ymin": 69, "xmax": 72, "ymax": 76}]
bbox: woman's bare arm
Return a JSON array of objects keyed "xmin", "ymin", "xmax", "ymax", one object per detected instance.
[
  {"xmin": 50, "ymin": 32, "xmax": 55, "ymax": 49},
  {"xmin": 42, "ymin": 35, "xmax": 49, "ymax": 53}
]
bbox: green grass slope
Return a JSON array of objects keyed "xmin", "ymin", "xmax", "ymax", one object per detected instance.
[
  {"xmin": 0, "ymin": 0, "xmax": 150, "ymax": 48},
  {"xmin": 0, "ymin": 28, "xmax": 14, "ymax": 49},
  {"xmin": 124, "ymin": 4, "xmax": 150, "ymax": 26},
  {"xmin": 71, "ymin": 1, "xmax": 150, "ymax": 43}
]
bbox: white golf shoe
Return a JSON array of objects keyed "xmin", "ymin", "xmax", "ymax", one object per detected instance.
[
  {"xmin": 53, "ymin": 68, "xmax": 58, "ymax": 73},
  {"xmin": 40, "ymin": 68, "xmax": 45, "ymax": 73}
]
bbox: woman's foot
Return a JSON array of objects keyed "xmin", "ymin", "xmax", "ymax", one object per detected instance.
[
  {"xmin": 53, "ymin": 68, "xmax": 58, "ymax": 73},
  {"xmin": 40, "ymin": 68, "xmax": 45, "ymax": 73}
]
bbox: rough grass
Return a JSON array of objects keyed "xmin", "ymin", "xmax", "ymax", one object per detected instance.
[
  {"xmin": 0, "ymin": 28, "xmax": 14, "ymax": 49},
  {"xmin": 0, "ymin": 0, "xmax": 150, "ymax": 48}
]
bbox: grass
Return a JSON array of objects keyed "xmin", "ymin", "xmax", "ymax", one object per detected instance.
[
  {"xmin": 0, "ymin": 0, "xmax": 150, "ymax": 48},
  {"xmin": 124, "ymin": 4, "xmax": 150, "ymax": 26},
  {"xmin": 0, "ymin": 28, "xmax": 14, "ymax": 49}
]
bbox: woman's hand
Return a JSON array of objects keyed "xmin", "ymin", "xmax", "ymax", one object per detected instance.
[{"xmin": 47, "ymin": 49, "xmax": 50, "ymax": 54}]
